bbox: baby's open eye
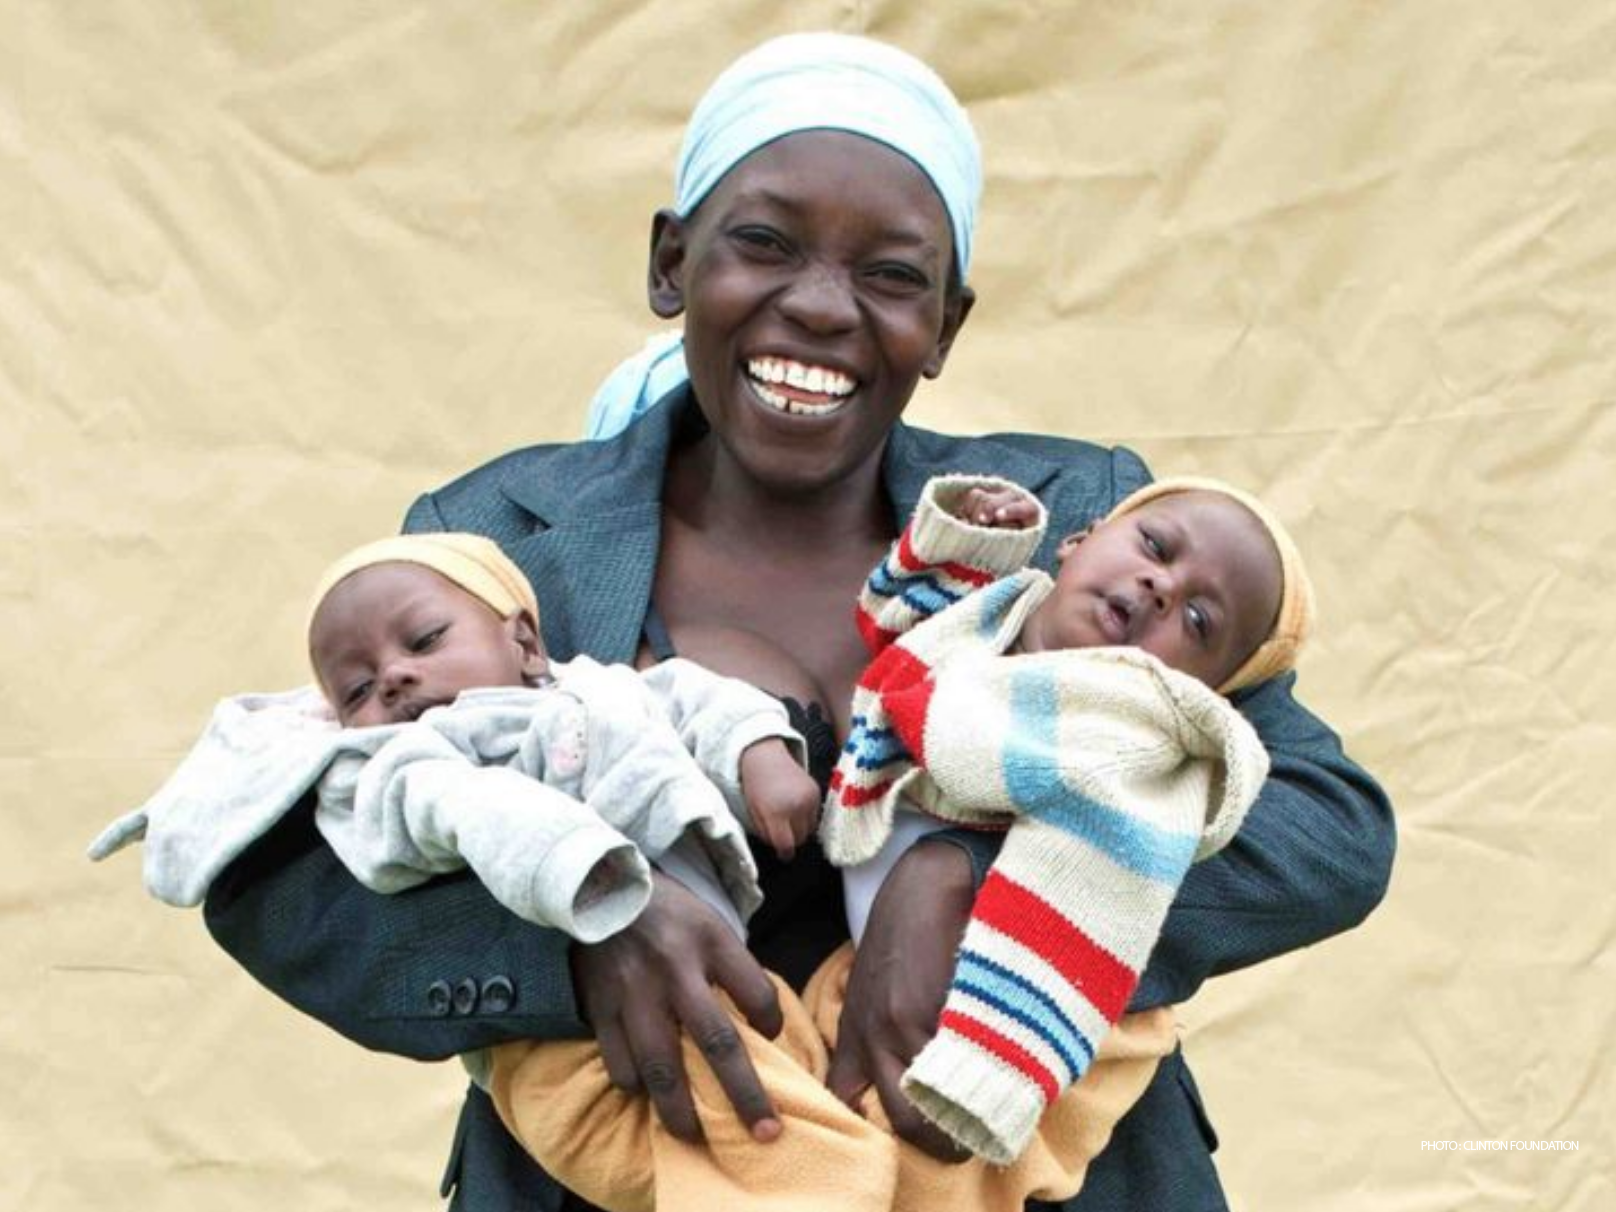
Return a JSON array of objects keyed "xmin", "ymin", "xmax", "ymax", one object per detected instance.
[
  {"xmin": 1140, "ymin": 526, "xmax": 1166, "ymax": 559},
  {"xmin": 409, "ymin": 626, "xmax": 447, "ymax": 653},
  {"xmin": 343, "ymin": 680, "xmax": 373, "ymax": 708},
  {"xmin": 1186, "ymin": 602, "xmax": 1211, "ymax": 641}
]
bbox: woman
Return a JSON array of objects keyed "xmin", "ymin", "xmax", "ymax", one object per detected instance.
[{"xmin": 204, "ymin": 33, "xmax": 1393, "ymax": 1211}]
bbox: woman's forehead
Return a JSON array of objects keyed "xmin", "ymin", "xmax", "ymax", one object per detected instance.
[
  {"xmin": 700, "ymin": 130, "xmax": 952, "ymax": 240},
  {"xmin": 674, "ymin": 33, "xmax": 980, "ymax": 276}
]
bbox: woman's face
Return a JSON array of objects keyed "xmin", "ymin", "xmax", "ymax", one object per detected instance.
[{"xmin": 649, "ymin": 130, "xmax": 972, "ymax": 494}]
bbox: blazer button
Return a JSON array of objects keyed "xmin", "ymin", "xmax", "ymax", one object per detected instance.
[
  {"xmin": 482, "ymin": 975, "xmax": 516, "ymax": 1013},
  {"xmin": 452, "ymin": 977, "xmax": 480, "ymax": 1016},
  {"xmin": 426, "ymin": 980, "xmax": 453, "ymax": 1017}
]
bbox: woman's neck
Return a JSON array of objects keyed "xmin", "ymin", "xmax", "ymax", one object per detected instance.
[{"xmin": 663, "ymin": 433, "xmax": 895, "ymax": 553}]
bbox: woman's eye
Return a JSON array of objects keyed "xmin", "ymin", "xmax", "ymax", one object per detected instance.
[
  {"xmin": 731, "ymin": 226, "xmax": 790, "ymax": 256},
  {"xmin": 409, "ymin": 627, "xmax": 447, "ymax": 653},
  {"xmin": 867, "ymin": 261, "xmax": 929, "ymax": 291}
]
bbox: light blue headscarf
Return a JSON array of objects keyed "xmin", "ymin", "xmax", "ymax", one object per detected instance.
[{"xmin": 584, "ymin": 32, "xmax": 982, "ymax": 440}]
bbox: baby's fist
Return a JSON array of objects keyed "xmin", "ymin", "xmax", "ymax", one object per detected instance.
[
  {"xmin": 739, "ymin": 739, "xmax": 821, "ymax": 862},
  {"xmin": 956, "ymin": 484, "xmax": 1041, "ymax": 530}
]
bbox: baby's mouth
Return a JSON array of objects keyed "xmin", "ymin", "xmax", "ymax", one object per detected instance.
[
  {"xmin": 745, "ymin": 356, "xmax": 857, "ymax": 417},
  {"xmin": 1100, "ymin": 594, "xmax": 1135, "ymax": 642}
]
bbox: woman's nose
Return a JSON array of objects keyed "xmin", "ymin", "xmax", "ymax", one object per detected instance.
[{"xmin": 777, "ymin": 263, "xmax": 858, "ymax": 334}]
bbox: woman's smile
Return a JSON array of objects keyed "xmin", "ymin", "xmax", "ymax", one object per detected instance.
[{"xmin": 744, "ymin": 355, "xmax": 858, "ymax": 416}]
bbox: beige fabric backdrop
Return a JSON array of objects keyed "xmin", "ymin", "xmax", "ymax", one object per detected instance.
[{"xmin": 7, "ymin": 1, "xmax": 1612, "ymax": 1209}]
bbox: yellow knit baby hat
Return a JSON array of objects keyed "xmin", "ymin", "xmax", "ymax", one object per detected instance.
[
  {"xmin": 1104, "ymin": 477, "xmax": 1315, "ymax": 694},
  {"xmin": 307, "ymin": 533, "xmax": 540, "ymax": 647}
]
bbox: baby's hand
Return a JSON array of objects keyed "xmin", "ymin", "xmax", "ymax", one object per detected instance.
[
  {"xmin": 955, "ymin": 483, "xmax": 1041, "ymax": 530},
  {"xmin": 738, "ymin": 739, "xmax": 821, "ymax": 862}
]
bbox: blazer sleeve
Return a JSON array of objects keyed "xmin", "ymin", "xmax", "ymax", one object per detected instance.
[
  {"xmin": 1130, "ymin": 674, "xmax": 1395, "ymax": 1007},
  {"xmin": 202, "ymin": 490, "xmax": 591, "ymax": 1059}
]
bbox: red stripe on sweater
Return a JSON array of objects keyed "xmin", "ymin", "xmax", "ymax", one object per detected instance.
[
  {"xmin": 831, "ymin": 776, "xmax": 897, "ymax": 808},
  {"xmin": 855, "ymin": 608, "xmax": 899, "ymax": 657},
  {"xmin": 973, "ymin": 871, "xmax": 1139, "ymax": 1024},
  {"xmin": 937, "ymin": 1009, "xmax": 1060, "ymax": 1104},
  {"xmin": 856, "ymin": 644, "xmax": 932, "ymax": 694},
  {"xmin": 884, "ymin": 674, "xmax": 935, "ymax": 767},
  {"xmin": 894, "ymin": 528, "xmax": 999, "ymax": 587}
]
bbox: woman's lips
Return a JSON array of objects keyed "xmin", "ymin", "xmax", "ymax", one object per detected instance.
[{"xmin": 745, "ymin": 356, "xmax": 857, "ymax": 416}]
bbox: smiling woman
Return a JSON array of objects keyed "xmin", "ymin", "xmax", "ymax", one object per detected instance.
[
  {"xmin": 651, "ymin": 130, "xmax": 969, "ymax": 498},
  {"xmin": 200, "ymin": 30, "xmax": 1394, "ymax": 1212}
]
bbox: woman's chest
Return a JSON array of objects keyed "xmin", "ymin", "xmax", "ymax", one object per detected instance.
[{"xmin": 648, "ymin": 528, "xmax": 884, "ymax": 737}]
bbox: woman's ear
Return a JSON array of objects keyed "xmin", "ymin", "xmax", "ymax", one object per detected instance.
[
  {"xmin": 922, "ymin": 284, "xmax": 975, "ymax": 379},
  {"xmin": 648, "ymin": 209, "xmax": 688, "ymax": 319},
  {"xmin": 507, "ymin": 611, "xmax": 550, "ymax": 681}
]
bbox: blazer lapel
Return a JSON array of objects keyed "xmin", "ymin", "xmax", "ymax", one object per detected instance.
[
  {"xmin": 884, "ymin": 420, "xmax": 1064, "ymax": 529},
  {"xmin": 497, "ymin": 401, "xmax": 681, "ymax": 664}
]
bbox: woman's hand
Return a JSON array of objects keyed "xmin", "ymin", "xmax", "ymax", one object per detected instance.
[
  {"xmin": 826, "ymin": 839, "xmax": 975, "ymax": 1162},
  {"xmin": 571, "ymin": 871, "xmax": 784, "ymax": 1144}
]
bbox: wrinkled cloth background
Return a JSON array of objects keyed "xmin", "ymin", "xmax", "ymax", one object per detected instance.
[{"xmin": 7, "ymin": 2, "xmax": 1613, "ymax": 1209}]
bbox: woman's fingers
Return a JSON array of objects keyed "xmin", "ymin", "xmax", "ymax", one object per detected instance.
[
  {"xmin": 824, "ymin": 1028, "xmax": 872, "ymax": 1109},
  {"xmin": 593, "ymin": 1015, "xmax": 640, "ymax": 1093},
  {"xmin": 712, "ymin": 941, "xmax": 784, "ymax": 1041},
  {"xmin": 622, "ymin": 994, "xmax": 703, "ymax": 1143},
  {"xmin": 869, "ymin": 1052, "xmax": 970, "ymax": 1163},
  {"xmin": 674, "ymin": 982, "xmax": 781, "ymax": 1141},
  {"xmin": 571, "ymin": 871, "xmax": 783, "ymax": 1143}
]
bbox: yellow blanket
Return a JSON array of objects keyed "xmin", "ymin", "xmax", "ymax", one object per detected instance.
[{"xmin": 489, "ymin": 944, "xmax": 1177, "ymax": 1212}]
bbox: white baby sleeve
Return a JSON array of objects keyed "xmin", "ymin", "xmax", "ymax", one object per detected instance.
[
  {"xmin": 637, "ymin": 656, "xmax": 806, "ymax": 828},
  {"xmin": 317, "ymin": 723, "xmax": 651, "ymax": 944}
]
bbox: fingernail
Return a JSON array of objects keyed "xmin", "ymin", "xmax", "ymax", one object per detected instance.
[{"xmin": 752, "ymin": 1117, "xmax": 783, "ymax": 1143}]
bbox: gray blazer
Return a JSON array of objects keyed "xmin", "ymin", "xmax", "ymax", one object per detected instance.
[{"xmin": 205, "ymin": 390, "xmax": 1394, "ymax": 1211}]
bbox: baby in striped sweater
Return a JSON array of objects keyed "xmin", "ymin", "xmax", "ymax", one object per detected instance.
[
  {"xmin": 818, "ymin": 472, "xmax": 1313, "ymax": 1167},
  {"xmin": 486, "ymin": 473, "xmax": 1314, "ymax": 1212}
]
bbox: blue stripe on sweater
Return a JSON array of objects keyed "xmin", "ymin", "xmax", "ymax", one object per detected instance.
[
  {"xmin": 867, "ymin": 565, "xmax": 965, "ymax": 618},
  {"xmin": 842, "ymin": 718, "xmax": 910, "ymax": 771},
  {"xmin": 1002, "ymin": 667, "xmax": 1200, "ymax": 884},
  {"xmin": 954, "ymin": 949, "xmax": 1094, "ymax": 1078},
  {"xmin": 972, "ymin": 577, "xmax": 1027, "ymax": 638}
]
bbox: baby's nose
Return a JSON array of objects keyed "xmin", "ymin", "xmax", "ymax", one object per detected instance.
[
  {"xmin": 379, "ymin": 660, "xmax": 419, "ymax": 698},
  {"xmin": 1140, "ymin": 572, "xmax": 1174, "ymax": 613}
]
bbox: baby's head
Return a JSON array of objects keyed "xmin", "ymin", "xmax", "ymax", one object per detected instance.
[
  {"xmin": 307, "ymin": 534, "xmax": 548, "ymax": 727},
  {"xmin": 1021, "ymin": 478, "xmax": 1314, "ymax": 693}
]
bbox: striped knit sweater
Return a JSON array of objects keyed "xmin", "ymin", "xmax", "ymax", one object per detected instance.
[{"xmin": 820, "ymin": 475, "xmax": 1270, "ymax": 1165}]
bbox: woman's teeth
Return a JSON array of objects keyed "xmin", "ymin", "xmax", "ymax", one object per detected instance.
[{"xmin": 746, "ymin": 357, "xmax": 856, "ymax": 416}]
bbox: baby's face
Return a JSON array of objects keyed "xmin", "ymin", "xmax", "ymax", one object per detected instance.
[
  {"xmin": 1021, "ymin": 491, "xmax": 1283, "ymax": 689},
  {"xmin": 309, "ymin": 562, "xmax": 543, "ymax": 727}
]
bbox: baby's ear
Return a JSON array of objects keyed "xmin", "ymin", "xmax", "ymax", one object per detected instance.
[
  {"xmin": 508, "ymin": 611, "xmax": 549, "ymax": 678},
  {"xmin": 1055, "ymin": 526, "xmax": 1093, "ymax": 561}
]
